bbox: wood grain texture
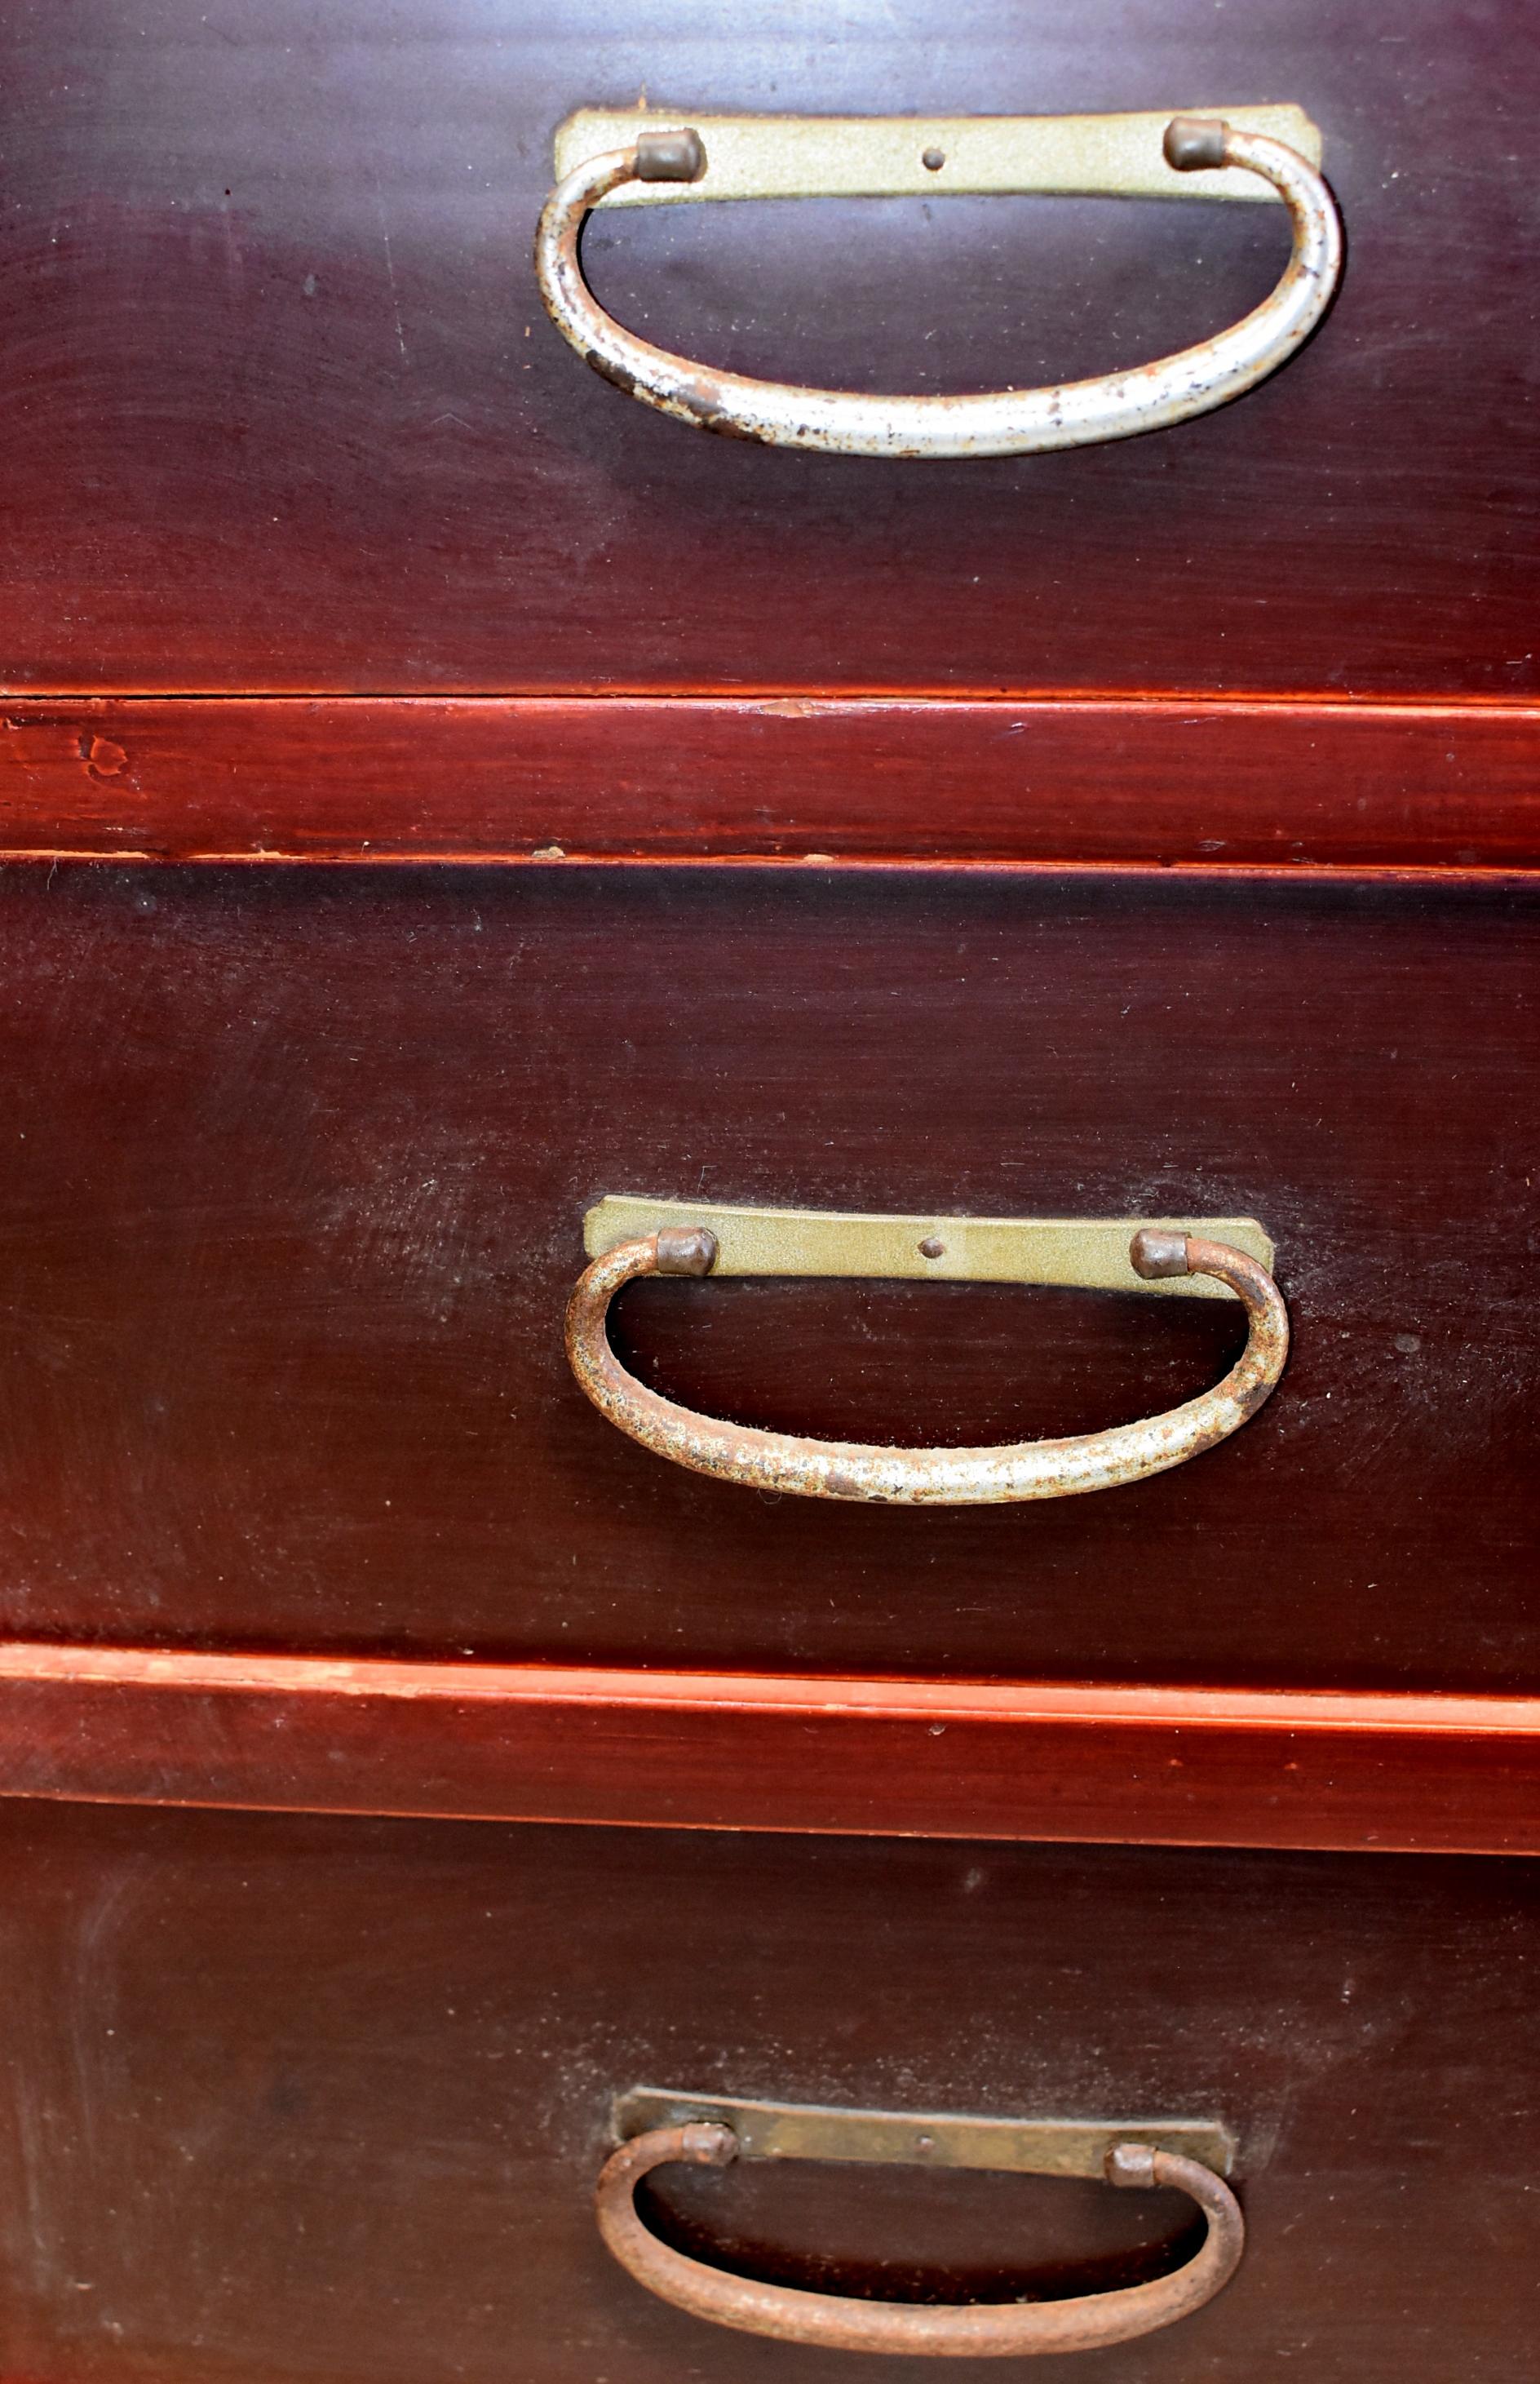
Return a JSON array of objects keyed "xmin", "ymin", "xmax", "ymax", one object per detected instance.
[
  {"xmin": 0, "ymin": 0, "xmax": 1536, "ymax": 696},
  {"xmin": 0, "ymin": 1643, "xmax": 1536, "ymax": 1856},
  {"xmin": 0, "ymin": 861, "xmax": 1533, "ymax": 1691},
  {"xmin": 0, "ymin": 1801, "xmax": 1533, "ymax": 2381},
  {"xmin": 2, "ymin": 695, "xmax": 1538, "ymax": 866}
]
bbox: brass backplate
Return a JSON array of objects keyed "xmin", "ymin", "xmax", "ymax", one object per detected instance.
[
  {"xmin": 614, "ymin": 2089, "xmax": 1236, "ymax": 2178},
  {"xmin": 584, "ymin": 1197, "xmax": 1273, "ymax": 1303},
  {"xmin": 555, "ymin": 105, "xmax": 1320, "ymax": 209}
]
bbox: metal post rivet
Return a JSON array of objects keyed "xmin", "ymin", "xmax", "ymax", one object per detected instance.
[
  {"xmin": 918, "ymin": 1236, "xmax": 946, "ymax": 1259},
  {"xmin": 921, "ymin": 147, "xmax": 946, "ymax": 171}
]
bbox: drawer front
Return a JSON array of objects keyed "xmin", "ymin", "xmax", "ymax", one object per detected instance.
[
  {"xmin": 2, "ymin": 0, "xmax": 1536, "ymax": 698},
  {"xmin": 0, "ymin": 1803, "xmax": 1531, "ymax": 2381},
  {"xmin": 0, "ymin": 862, "xmax": 1533, "ymax": 1689}
]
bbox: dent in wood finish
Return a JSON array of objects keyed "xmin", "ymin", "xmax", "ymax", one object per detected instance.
[
  {"xmin": 0, "ymin": 1803, "xmax": 1533, "ymax": 2381},
  {"xmin": 0, "ymin": 1644, "xmax": 1537, "ymax": 1856},
  {"xmin": 0, "ymin": 1, "xmax": 1536, "ymax": 693}
]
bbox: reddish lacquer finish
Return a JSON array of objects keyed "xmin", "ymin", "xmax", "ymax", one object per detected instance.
[
  {"xmin": 0, "ymin": 1643, "xmax": 1534, "ymax": 1857},
  {"xmin": 2, "ymin": 695, "xmax": 1537, "ymax": 867}
]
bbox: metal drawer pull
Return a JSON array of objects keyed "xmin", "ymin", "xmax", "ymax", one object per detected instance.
[
  {"xmin": 536, "ymin": 106, "xmax": 1339, "ymax": 456},
  {"xmin": 597, "ymin": 2091, "xmax": 1243, "ymax": 2356},
  {"xmin": 566, "ymin": 1202, "xmax": 1288, "ymax": 1504}
]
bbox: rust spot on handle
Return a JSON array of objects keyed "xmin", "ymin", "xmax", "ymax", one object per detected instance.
[
  {"xmin": 564, "ymin": 1229, "xmax": 1290, "ymax": 1504},
  {"xmin": 1163, "ymin": 116, "xmax": 1230, "ymax": 173},
  {"xmin": 534, "ymin": 124, "xmax": 1341, "ymax": 457},
  {"xmin": 635, "ymin": 129, "xmax": 707, "ymax": 184},
  {"xmin": 1130, "ymin": 1226, "xmax": 1191, "ymax": 1279},
  {"xmin": 595, "ymin": 2122, "xmax": 1244, "ymax": 2354},
  {"xmin": 654, "ymin": 1225, "xmax": 718, "ymax": 1277}
]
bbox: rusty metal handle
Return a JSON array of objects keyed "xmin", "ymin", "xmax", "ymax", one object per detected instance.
[
  {"xmin": 595, "ymin": 2124, "xmax": 1244, "ymax": 2355},
  {"xmin": 564, "ymin": 1226, "xmax": 1288, "ymax": 1504},
  {"xmin": 534, "ymin": 117, "xmax": 1341, "ymax": 457}
]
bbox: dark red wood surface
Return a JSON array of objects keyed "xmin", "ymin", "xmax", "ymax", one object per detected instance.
[
  {"xmin": 1, "ymin": 1644, "xmax": 1535, "ymax": 1857},
  {"xmin": 3, "ymin": 694, "xmax": 1538, "ymax": 866},
  {"xmin": 0, "ymin": 860, "xmax": 1533, "ymax": 1691},
  {"xmin": 0, "ymin": 1800, "xmax": 1533, "ymax": 2382},
  {"xmin": 1, "ymin": 0, "xmax": 1535, "ymax": 697}
]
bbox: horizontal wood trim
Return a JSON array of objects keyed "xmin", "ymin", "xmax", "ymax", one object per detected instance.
[
  {"xmin": 2, "ymin": 696, "xmax": 1537, "ymax": 868},
  {"xmin": 0, "ymin": 1644, "xmax": 1533, "ymax": 1855}
]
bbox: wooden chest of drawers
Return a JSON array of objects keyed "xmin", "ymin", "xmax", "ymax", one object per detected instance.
[{"xmin": 0, "ymin": 2, "xmax": 1535, "ymax": 2377}]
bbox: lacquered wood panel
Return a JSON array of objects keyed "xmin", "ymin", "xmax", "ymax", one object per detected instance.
[
  {"xmin": 2, "ymin": 1645, "xmax": 1536, "ymax": 1856},
  {"xmin": 0, "ymin": 862, "xmax": 1533, "ymax": 1689},
  {"xmin": 0, "ymin": 0, "xmax": 1535, "ymax": 695},
  {"xmin": 2, "ymin": 695, "xmax": 1538, "ymax": 866},
  {"xmin": 0, "ymin": 1803, "xmax": 1533, "ymax": 2381}
]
